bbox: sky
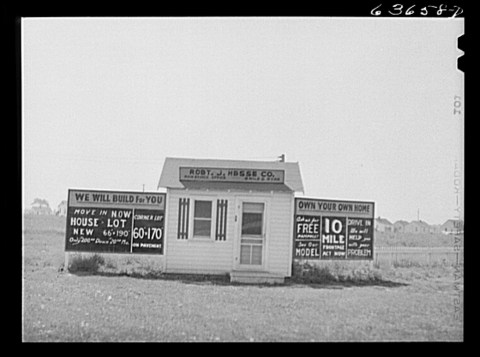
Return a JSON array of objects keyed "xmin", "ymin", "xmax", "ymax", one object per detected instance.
[{"xmin": 22, "ymin": 17, "xmax": 464, "ymax": 225}]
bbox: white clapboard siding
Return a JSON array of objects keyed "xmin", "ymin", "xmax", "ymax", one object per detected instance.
[
  {"xmin": 264, "ymin": 193, "xmax": 294, "ymax": 276},
  {"xmin": 165, "ymin": 189, "xmax": 295, "ymax": 277},
  {"xmin": 165, "ymin": 189, "xmax": 235, "ymax": 274}
]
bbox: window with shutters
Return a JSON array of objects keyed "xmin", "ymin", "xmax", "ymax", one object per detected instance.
[{"xmin": 178, "ymin": 197, "xmax": 228, "ymax": 241}]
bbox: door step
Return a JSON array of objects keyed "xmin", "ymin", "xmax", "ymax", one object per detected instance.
[{"xmin": 230, "ymin": 270, "xmax": 285, "ymax": 285}]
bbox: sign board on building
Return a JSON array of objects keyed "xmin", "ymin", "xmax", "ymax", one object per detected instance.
[
  {"xmin": 179, "ymin": 167, "xmax": 285, "ymax": 183},
  {"xmin": 294, "ymin": 198, "xmax": 375, "ymax": 260},
  {"xmin": 65, "ymin": 189, "xmax": 166, "ymax": 254}
]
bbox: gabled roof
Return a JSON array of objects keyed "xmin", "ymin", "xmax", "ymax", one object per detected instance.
[
  {"xmin": 394, "ymin": 220, "xmax": 409, "ymax": 226},
  {"xmin": 442, "ymin": 219, "xmax": 464, "ymax": 227},
  {"xmin": 375, "ymin": 217, "xmax": 393, "ymax": 225},
  {"xmin": 158, "ymin": 157, "xmax": 304, "ymax": 192},
  {"xmin": 409, "ymin": 220, "xmax": 430, "ymax": 227}
]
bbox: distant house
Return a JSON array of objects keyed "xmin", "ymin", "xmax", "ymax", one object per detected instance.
[
  {"xmin": 55, "ymin": 200, "xmax": 67, "ymax": 216},
  {"xmin": 28, "ymin": 199, "xmax": 52, "ymax": 215},
  {"xmin": 429, "ymin": 224, "xmax": 443, "ymax": 234},
  {"xmin": 393, "ymin": 220, "xmax": 409, "ymax": 233},
  {"xmin": 375, "ymin": 217, "xmax": 394, "ymax": 232},
  {"xmin": 441, "ymin": 219, "xmax": 464, "ymax": 234},
  {"xmin": 404, "ymin": 220, "xmax": 430, "ymax": 234}
]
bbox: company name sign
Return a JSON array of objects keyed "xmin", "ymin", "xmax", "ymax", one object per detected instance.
[{"xmin": 179, "ymin": 167, "xmax": 285, "ymax": 183}]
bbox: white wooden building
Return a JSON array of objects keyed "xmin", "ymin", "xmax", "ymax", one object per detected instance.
[
  {"xmin": 157, "ymin": 157, "xmax": 304, "ymax": 283},
  {"xmin": 56, "ymin": 200, "xmax": 67, "ymax": 216},
  {"xmin": 441, "ymin": 219, "xmax": 464, "ymax": 234},
  {"xmin": 374, "ymin": 217, "xmax": 394, "ymax": 233}
]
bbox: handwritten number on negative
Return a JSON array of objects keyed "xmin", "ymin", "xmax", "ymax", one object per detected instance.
[
  {"xmin": 436, "ymin": 4, "xmax": 447, "ymax": 15},
  {"xmin": 371, "ymin": 4, "xmax": 463, "ymax": 17},
  {"xmin": 371, "ymin": 4, "xmax": 382, "ymax": 15},
  {"xmin": 388, "ymin": 4, "xmax": 403, "ymax": 15},
  {"xmin": 405, "ymin": 5, "xmax": 415, "ymax": 15},
  {"xmin": 452, "ymin": 6, "xmax": 463, "ymax": 17}
]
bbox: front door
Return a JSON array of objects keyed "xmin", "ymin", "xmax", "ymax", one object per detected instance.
[{"xmin": 237, "ymin": 201, "xmax": 266, "ymax": 269}]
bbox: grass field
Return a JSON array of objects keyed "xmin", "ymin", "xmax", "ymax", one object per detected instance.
[{"xmin": 22, "ymin": 215, "xmax": 464, "ymax": 342}]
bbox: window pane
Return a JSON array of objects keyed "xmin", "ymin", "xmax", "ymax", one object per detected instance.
[
  {"xmin": 240, "ymin": 238, "xmax": 263, "ymax": 245},
  {"xmin": 193, "ymin": 219, "xmax": 211, "ymax": 236},
  {"xmin": 240, "ymin": 244, "xmax": 262, "ymax": 265},
  {"xmin": 240, "ymin": 245, "xmax": 251, "ymax": 264},
  {"xmin": 242, "ymin": 212, "xmax": 263, "ymax": 235},
  {"xmin": 243, "ymin": 202, "xmax": 264, "ymax": 213},
  {"xmin": 194, "ymin": 201, "xmax": 212, "ymax": 219},
  {"xmin": 251, "ymin": 245, "xmax": 262, "ymax": 265}
]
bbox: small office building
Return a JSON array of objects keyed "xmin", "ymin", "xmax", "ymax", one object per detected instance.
[{"xmin": 157, "ymin": 157, "xmax": 304, "ymax": 283}]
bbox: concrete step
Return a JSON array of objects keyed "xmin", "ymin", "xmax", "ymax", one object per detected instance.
[{"xmin": 230, "ymin": 270, "xmax": 285, "ymax": 285}]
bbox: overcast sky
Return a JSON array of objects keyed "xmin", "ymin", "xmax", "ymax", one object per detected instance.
[{"xmin": 22, "ymin": 17, "xmax": 464, "ymax": 224}]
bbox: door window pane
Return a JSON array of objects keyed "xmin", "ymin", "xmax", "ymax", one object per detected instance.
[
  {"xmin": 240, "ymin": 244, "xmax": 263, "ymax": 265},
  {"xmin": 251, "ymin": 245, "xmax": 262, "ymax": 265},
  {"xmin": 240, "ymin": 245, "xmax": 251, "ymax": 264},
  {"xmin": 241, "ymin": 202, "xmax": 264, "ymax": 236},
  {"xmin": 242, "ymin": 213, "xmax": 263, "ymax": 235},
  {"xmin": 243, "ymin": 202, "xmax": 264, "ymax": 213}
]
